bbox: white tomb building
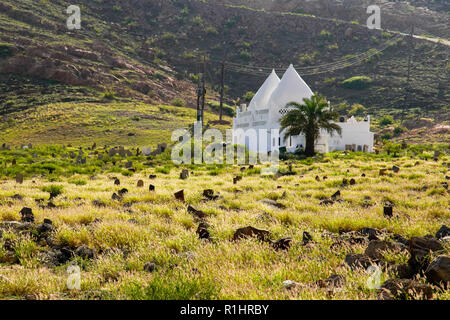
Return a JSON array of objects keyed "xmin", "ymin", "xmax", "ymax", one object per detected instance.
[{"xmin": 232, "ymin": 64, "xmax": 374, "ymax": 154}]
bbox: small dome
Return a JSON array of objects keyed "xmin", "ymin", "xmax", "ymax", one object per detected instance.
[
  {"xmin": 267, "ymin": 64, "xmax": 313, "ymax": 123},
  {"xmin": 249, "ymin": 69, "xmax": 280, "ymax": 110}
]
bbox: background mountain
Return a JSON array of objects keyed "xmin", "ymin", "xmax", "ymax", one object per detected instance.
[{"xmin": 0, "ymin": 0, "xmax": 448, "ymax": 145}]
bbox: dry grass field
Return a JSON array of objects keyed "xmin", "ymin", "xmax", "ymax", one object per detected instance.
[{"xmin": 0, "ymin": 146, "xmax": 449, "ymax": 300}]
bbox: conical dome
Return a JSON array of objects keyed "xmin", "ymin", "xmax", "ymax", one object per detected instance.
[
  {"xmin": 267, "ymin": 64, "xmax": 313, "ymax": 123},
  {"xmin": 249, "ymin": 69, "xmax": 280, "ymax": 110}
]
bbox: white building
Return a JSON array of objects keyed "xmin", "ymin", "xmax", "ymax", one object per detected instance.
[{"xmin": 232, "ymin": 64, "xmax": 374, "ymax": 154}]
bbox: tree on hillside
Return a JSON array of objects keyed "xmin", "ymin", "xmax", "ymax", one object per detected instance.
[{"xmin": 280, "ymin": 93, "xmax": 342, "ymax": 157}]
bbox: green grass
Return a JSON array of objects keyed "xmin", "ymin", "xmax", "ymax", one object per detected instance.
[{"xmin": 0, "ymin": 147, "xmax": 448, "ymax": 300}]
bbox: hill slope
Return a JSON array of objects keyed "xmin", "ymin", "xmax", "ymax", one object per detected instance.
[{"xmin": 0, "ymin": 0, "xmax": 448, "ymax": 125}]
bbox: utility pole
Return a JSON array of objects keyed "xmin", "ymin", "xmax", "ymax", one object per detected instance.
[
  {"xmin": 404, "ymin": 25, "xmax": 415, "ymax": 121},
  {"xmin": 219, "ymin": 61, "xmax": 225, "ymax": 121},
  {"xmin": 196, "ymin": 56, "xmax": 207, "ymax": 126},
  {"xmin": 201, "ymin": 56, "xmax": 206, "ymax": 127}
]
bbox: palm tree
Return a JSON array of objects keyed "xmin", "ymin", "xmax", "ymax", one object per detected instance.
[{"xmin": 280, "ymin": 93, "xmax": 342, "ymax": 157}]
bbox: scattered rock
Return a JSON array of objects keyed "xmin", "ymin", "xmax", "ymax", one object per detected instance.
[
  {"xmin": 75, "ymin": 245, "xmax": 96, "ymax": 259},
  {"xmin": 383, "ymin": 206, "xmax": 393, "ymax": 218},
  {"xmin": 196, "ymin": 222, "xmax": 211, "ymax": 241},
  {"xmin": 111, "ymin": 193, "xmax": 121, "ymax": 200},
  {"xmin": 379, "ymin": 279, "xmax": 433, "ymax": 300},
  {"xmin": 232, "ymin": 226, "xmax": 271, "ymax": 242},
  {"xmin": 118, "ymin": 188, "xmax": 128, "ymax": 197},
  {"xmin": 272, "ymin": 238, "xmax": 293, "ymax": 251},
  {"xmin": 315, "ymin": 274, "xmax": 346, "ymax": 288},
  {"xmin": 149, "ymin": 184, "xmax": 155, "ymax": 191},
  {"xmin": 408, "ymin": 236, "xmax": 444, "ymax": 274},
  {"xmin": 203, "ymin": 189, "xmax": 219, "ymax": 201},
  {"xmin": 15, "ymin": 174, "xmax": 24, "ymax": 184},
  {"xmin": 302, "ymin": 231, "xmax": 313, "ymax": 245},
  {"xmin": 11, "ymin": 194, "xmax": 23, "ymax": 201},
  {"xmin": 283, "ymin": 280, "xmax": 300, "ymax": 289},
  {"xmin": 436, "ymin": 225, "xmax": 449, "ymax": 239},
  {"xmin": 180, "ymin": 169, "xmax": 189, "ymax": 180},
  {"xmin": 365, "ymin": 240, "xmax": 406, "ymax": 260},
  {"xmin": 187, "ymin": 205, "xmax": 207, "ymax": 220},
  {"xmin": 260, "ymin": 199, "xmax": 286, "ymax": 209},
  {"xmin": 174, "ymin": 189, "xmax": 184, "ymax": 202},
  {"xmin": 359, "ymin": 227, "xmax": 380, "ymax": 241},
  {"xmin": 425, "ymin": 255, "xmax": 449, "ymax": 287},
  {"xmin": 392, "ymin": 165, "xmax": 400, "ymax": 173},
  {"xmin": 143, "ymin": 262, "xmax": 157, "ymax": 273},
  {"xmin": 331, "ymin": 190, "xmax": 341, "ymax": 200},
  {"xmin": 389, "ymin": 264, "xmax": 415, "ymax": 279},
  {"xmin": 20, "ymin": 207, "xmax": 34, "ymax": 223},
  {"xmin": 233, "ymin": 176, "xmax": 242, "ymax": 184},
  {"xmin": 379, "ymin": 169, "xmax": 387, "ymax": 176},
  {"xmin": 114, "ymin": 179, "xmax": 120, "ymax": 185},
  {"xmin": 345, "ymin": 253, "xmax": 374, "ymax": 269},
  {"xmin": 149, "ymin": 174, "xmax": 157, "ymax": 179},
  {"xmin": 349, "ymin": 178, "xmax": 356, "ymax": 185}
]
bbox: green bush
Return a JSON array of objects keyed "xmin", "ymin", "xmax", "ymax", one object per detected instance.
[
  {"xmin": 242, "ymin": 91, "xmax": 255, "ymax": 102},
  {"xmin": 342, "ymin": 76, "xmax": 372, "ymax": 90},
  {"xmin": 207, "ymin": 101, "xmax": 234, "ymax": 117},
  {"xmin": 171, "ymin": 98, "xmax": 185, "ymax": 108},
  {"xmin": 379, "ymin": 115, "xmax": 394, "ymax": 126}
]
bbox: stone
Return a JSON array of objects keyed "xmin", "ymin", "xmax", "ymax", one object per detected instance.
[
  {"xmin": 331, "ymin": 190, "xmax": 341, "ymax": 200},
  {"xmin": 36, "ymin": 219, "xmax": 55, "ymax": 235},
  {"xmin": 392, "ymin": 165, "xmax": 400, "ymax": 173},
  {"xmin": 315, "ymin": 274, "xmax": 346, "ymax": 288},
  {"xmin": 149, "ymin": 184, "xmax": 155, "ymax": 191},
  {"xmin": 233, "ymin": 176, "xmax": 242, "ymax": 184},
  {"xmin": 260, "ymin": 199, "xmax": 286, "ymax": 209},
  {"xmin": 342, "ymin": 178, "xmax": 348, "ymax": 185},
  {"xmin": 118, "ymin": 188, "xmax": 128, "ymax": 197},
  {"xmin": 137, "ymin": 180, "xmax": 144, "ymax": 187},
  {"xmin": 143, "ymin": 262, "xmax": 157, "ymax": 273},
  {"xmin": 436, "ymin": 225, "xmax": 450, "ymax": 239},
  {"xmin": 111, "ymin": 193, "xmax": 121, "ymax": 201},
  {"xmin": 272, "ymin": 238, "xmax": 293, "ymax": 251},
  {"xmin": 92, "ymin": 199, "xmax": 106, "ymax": 207},
  {"xmin": 408, "ymin": 236, "xmax": 444, "ymax": 274},
  {"xmin": 180, "ymin": 169, "xmax": 189, "ymax": 180},
  {"xmin": 349, "ymin": 178, "xmax": 356, "ymax": 185},
  {"xmin": 196, "ymin": 222, "xmax": 211, "ymax": 241},
  {"xmin": 283, "ymin": 280, "xmax": 300, "ymax": 289},
  {"xmin": 425, "ymin": 255, "xmax": 449, "ymax": 287},
  {"xmin": 302, "ymin": 231, "xmax": 313, "ymax": 245},
  {"xmin": 15, "ymin": 174, "xmax": 24, "ymax": 184},
  {"xmin": 344, "ymin": 253, "xmax": 373, "ymax": 269},
  {"xmin": 315, "ymin": 175, "xmax": 320, "ymax": 181},
  {"xmin": 11, "ymin": 194, "xmax": 23, "ymax": 201},
  {"xmin": 187, "ymin": 205, "xmax": 207, "ymax": 220},
  {"xmin": 203, "ymin": 189, "xmax": 219, "ymax": 200},
  {"xmin": 75, "ymin": 245, "xmax": 96, "ymax": 259},
  {"xmin": 114, "ymin": 178, "xmax": 120, "ymax": 185},
  {"xmin": 174, "ymin": 190, "xmax": 184, "ymax": 202},
  {"xmin": 379, "ymin": 279, "xmax": 433, "ymax": 300},
  {"xmin": 359, "ymin": 227, "xmax": 380, "ymax": 241},
  {"xmin": 389, "ymin": 264, "xmax": 415, "ymax": 279},
  {"xmin": 232, "ymin": 226, "xmax": 271, "ymax": 242},
  {"xmin": 20, "ymin": 207, "xmax": 34, "ymax": 223},
  {"xmin": 383, "ymin": 206, "xmax": 393, "ymax": 218},
  {"xmin": 365, "ymin": 240, "xmax": 406, "ymax": 260},
  {"xmin": 149, "ymin": 174, "xmax": 157, "ymax": 179},
  {"xmin": 379, "ymin": 169, "xmax": 387, "ymax": 176},
  {"xmin": 319, "ymin": 199, "xmax": 335, "ymax": 206}
]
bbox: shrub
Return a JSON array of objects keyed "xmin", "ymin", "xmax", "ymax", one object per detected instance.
[
  {"xmin": 42, "ymin": 185, "xmax": 64, "ymax": 199},
  {"xmin": 171, "ymin": 98, "xmax": 185, "ymax": 108},
  {"xmin": 341, "ymin": 76, "xmax": 372, "ymax": 90},
  {"xmin": 101, "ymin": 91, "xmax": 116, "ymax": 100},
  {"xmin": 379, "ymin": 115, "xmax": 394, "ymax": 126},
  {"xmin": 242, "ymin": 91, "xmax": 255, "ymax": 102}
]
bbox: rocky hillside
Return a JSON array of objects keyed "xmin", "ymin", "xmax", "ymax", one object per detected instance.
[{"xmin": 0, "ymin": 0, "xmax": 449, "ymax": 125}]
